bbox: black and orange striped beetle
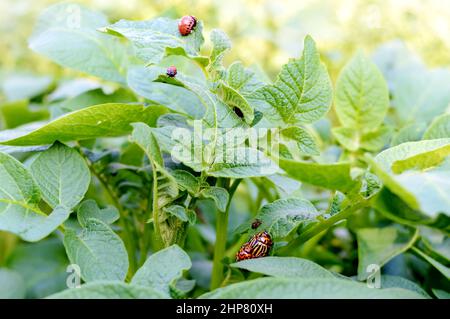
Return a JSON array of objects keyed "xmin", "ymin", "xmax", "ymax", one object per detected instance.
[
  {"xmin": 236, "ymin": 230, "xmax": 273, "ymax": 261},
  {"xmin": 178, "ymin": 15, "xmax": 197, "ymax": 36},
  {"xmin": 236, "ymin": 242, "xmax": 254, "ymax": 261},
  {"xmin": 248, "ymin": 231, "xmax": 273, "ymax": 258}
]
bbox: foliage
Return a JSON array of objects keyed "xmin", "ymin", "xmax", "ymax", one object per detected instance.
[{"xmin": 0, "ymin": 2, "xmax": 449, "ymax": 299}]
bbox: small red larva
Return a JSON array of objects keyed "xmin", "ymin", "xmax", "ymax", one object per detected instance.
[
  {"xmin": 166, "ymin": 66, "xmax": 177, "ymax": 77},
  {"xmin": 178, "ymin": 15, "xmax": 197, "ymax": 36}
]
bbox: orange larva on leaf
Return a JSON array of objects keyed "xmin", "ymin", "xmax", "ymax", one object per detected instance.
[{"xmin": 178, "ymin": 15, "xmax": 197, "ymax": 36}]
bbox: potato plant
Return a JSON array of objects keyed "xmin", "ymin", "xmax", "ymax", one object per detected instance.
[{"xmin": 0, "ymin": 3, "xmax": 449, "ymax": 299}]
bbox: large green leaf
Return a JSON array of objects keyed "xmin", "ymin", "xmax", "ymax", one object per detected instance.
[
  {"xmin": 380, "ymin": 275, "xmax": 430, "ymax": 298},
  {"xmin": 356, "ymin": 226, "xmax": 418, "ymax": 280},
  {"xmin": 208, "ymin": 147, "xmax": 279, "ymax": 178},
  {"xmin": 371, "ymin": 139, "xmax": 450, "ymax": 216},
  {"xmin": 391, "ymin": 66, "xmax": 450, "ymax": 126},
  {"xmin": 30, "ymin": 142, "xmax": 90, "ymax": 209},
  {"xmin": 103, "ymin": 17, "xmax": 204, "ymax": 65},
  {"xmin": 127, "ymin": 66, "xmax": 205, "ymax": 119},
  {"xmin": 132, "ymin": 245, "xmax": 191, "ymax": 297},
  {"xmin": 248, "ymin": 36, "xmax": 332, "ymax": 126},
  {"xmin": 200, "ymin": 277, "xmax": 424, "ymax": 299},
  {"xmin": 0, "ymin": 268, "xmax": 26, "ymax": 299},
  {"xmin": 47, "ymin": 281, "xmax": 165, "ymax": 299},
  {"xmin": 63, "ymin": 218, "xmax": 129, "ymax": 282},
  {"xmin": 29, "ymin": 3, "xmax": 127, "ymax": 83},
  {"xmin": 280, "ymin": 126, "xmax": 319, "ymax": 156},
  {"xmin": 243, "ymin": 198, "xmax": 319, "ymax": 239},
  {"xmin": 231, "ymin": 257, "xmax": 334, "ymax": 279},
  {"xmin": 279, "ymin": 157, "xmax": 357, "ymax": 192},
  {"xmin": 50, "ymin": 88, "xmax": 137, "ymax": 119},
  {"xmin": 332, "ymin": 126, "xmax": 391, "ymax": 152},
  {"xmin": 0, "ymin": 152, "xmax": 71, "ymax": 241},
  {"xmin": 226, "ymin": 62, "xmax": 265, "ymax": 95},
  {"xmin": 424, "ymin": 114, "xmax": 450, "ymax": 140},
  {"xmin": 170, "ymin": 170, "xmax": 200, "ymax": 195},
  {"xmin": 0, "ymin": 103, "xmax": 166, "ymax": 146},
  {"xmin": 335, "ymin": 51, "xmax": 389, "ymax": 132},
  {"xmin": 199, "ymin": 186, "xmax": 229, "ymax": 212}
]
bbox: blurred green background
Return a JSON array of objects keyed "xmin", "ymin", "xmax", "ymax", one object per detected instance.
[{"xmin": 1, "ymin": 0, "xmax": 449, "ymax": 83}]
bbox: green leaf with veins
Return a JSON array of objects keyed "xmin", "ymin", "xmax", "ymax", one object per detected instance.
[
  {"xmin": 47, "ymin": 281, "xmax": 165, "ymax": 299},
  {"xmin": 0, "ymin": 152, "xmax": 71, "ymax": 242},
  {"xmin": 380, "ymin": 275, "xmax": 430, "ymax": 298},
  {"xmin": 333, "ymin": 126, "xmax": 392, "ymax": 152},
  {"xmin": 126, "ymin": 66, "xmax": 205, "ymax": 119},
  {"xmin": 199, "ymin": 186, "xmax": 229, "ymax": 212},
  {"xmin": 77, "ymin": 199, "xmax": 119, "ymax": 227},
  {"xmin": 132, "ymin": 245, "xmax": 191, "ymax": 297},
  {"xmin": 227, "ymin": 62, "xmax": 266, "ymax": 95},
  {"xmin": 248, "ymin": 36, "xmax": 332, "ymax": 126},
  {"xmin": 209, "ymin": 147, "xmax": 279, "ymax": 178},
  {"xmin": 29, "ymin": 3, "xmax": 128, "ymax": 83},
  {"xmin": 30, "ymin": 142, "xmax": 90, "ymax": 209},
  {"xmin": 0, "ymin": 103, "xmax": 166, "ymax": 146},
  {"xmin": 209, "ymin": 29, "xmax": 231, "ymax": 72},
  {"xmin": 232, "ymin": 257, "xmax": 334, "ymax": 279},
  {"xmin": 103, "ymin": 17, "xmax": 204, "ymax": 65},
  {"xmin": 279, "ymin": 158, "xmax": 357, "ymax": 192},
  {"xmin": 200, "ymin": 277, "xmax": 425, "ymax": 299},
  {"xmin": 280, "ymin": 126, "xmax": 319, "ymax": 156},
  {"xmin": 218, "ymin": 82, "xmax": 254, "ymax": 124},
  {"xmin": 163, "ymin": 205, "xmax": 189, "ymax": 223},
  {"xmin": 335, "ymin": 51, "xmax": 389, "ymax": 132},
  {"xmin": 243, "ymin": 198, "xmax": 319, "ymax": 239},
  {"xmin": 170, "ymin": 170, "xmax": 200, "ymax": 194},
  {"xmin": 63, "ymin": 218, "xmax": 129, "ymax": 282}
]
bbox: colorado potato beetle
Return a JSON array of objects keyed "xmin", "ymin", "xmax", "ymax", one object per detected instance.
[
  {"xmin": 248, "ymin": 231, "xmax": 273, "ymax": 258},
  {"xmin": 166, "ymin": 66, "xmax": 177, "ymax": 77},
  {"xmin": 178, "ymin": 15, "xmax": 197, "ymax": 36},
  {"xmin": 236, "ymin": 242, "xmax": 254, "ymax": 261},
  {"xmin": 236, "ymin": 230, "xmax": 273, "ymax": 261}
]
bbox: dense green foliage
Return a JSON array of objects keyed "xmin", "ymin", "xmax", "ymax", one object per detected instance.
[{"xmin": 0, "ymin": 3, "xmax": 449, "ymax": 299}]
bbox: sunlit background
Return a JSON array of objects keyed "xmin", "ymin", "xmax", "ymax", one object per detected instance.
[{"xmin": 1, "ymin": 0, "xmax": 449, "ymax": 81}]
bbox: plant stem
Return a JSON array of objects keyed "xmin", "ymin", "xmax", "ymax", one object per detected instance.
[
  {"xmin": 151, "ymin": 163, "xmax": 164, "ymax": 252},
  {"xmin": 210, "ymin": 178, "xmax": 242, "ymax": 290},
  {"xmin": 278, "ymin": 198, "xmax": 368, "ymax": 255}
]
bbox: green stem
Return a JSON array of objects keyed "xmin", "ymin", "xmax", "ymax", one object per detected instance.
[
  {"xmin": 151, "ymin": 163, "xmax": 164, "ymax": 251},
  {"xmin": 210, "ymin": 178, "xmax": 242, "ymax": 290},
  {"xmin": 279, "ymin": 197, "xmax": 368, "ymax": 255}
]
